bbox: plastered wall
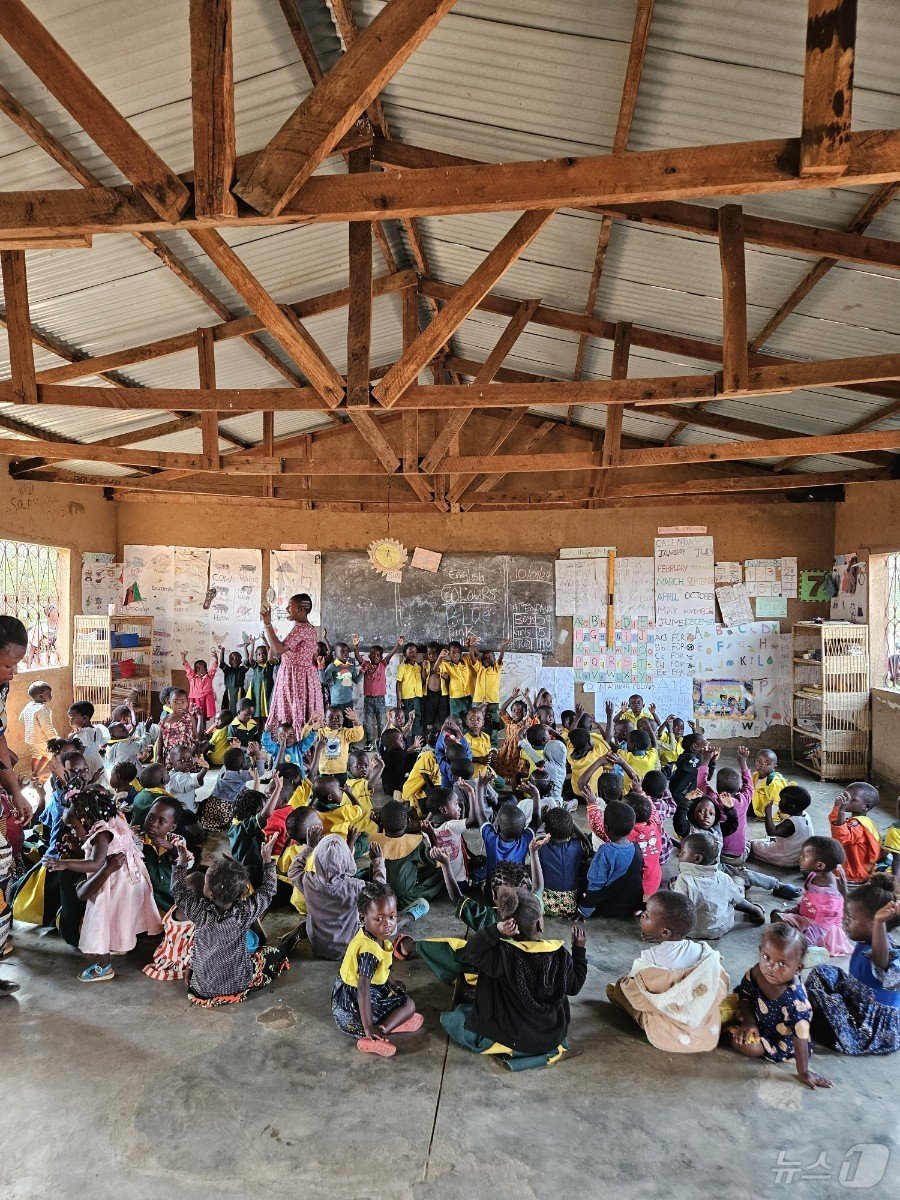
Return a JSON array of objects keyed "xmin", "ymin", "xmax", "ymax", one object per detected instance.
[
  {"xmin": 835, "ymin": 480, "xmax": 900, "ymax": 789},
  {"xmin": 0, "ymin": 462, "xmax": 117, "ymax": 755}
]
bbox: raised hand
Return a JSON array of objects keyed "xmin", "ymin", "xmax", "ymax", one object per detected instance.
[
  {"xmin": 352, "ymin": 634, "xmax": 361, "ymax": 647},
  {"xmin": 261, "ymin": 832, "xmax": 279, "ymax": 864},
  {"xmin": 572, "ymin": 925, "xmax": 586, "ymax": 950},
  {"xmin": 496, "ymin": 917, "xmax": 518, "ymax": 937}
]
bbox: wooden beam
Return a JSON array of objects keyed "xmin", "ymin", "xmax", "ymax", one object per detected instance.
[
  {"xmin": 0, "ymin": 236, "xmax": 91, "ymax": 250},
  {"xmin": 197, "ymin": 328, "xmax": 220, "ymax": 469},
  {"xmin": 5, "ymin": 130, "xmax": 899, "ymax": 238},
  {"xmin": 718, "ymin": 205, "xmax": 749, "ymax": 393},
  {"xmin": 419, "ymin": 298, "xmax": 540, "ymax": 473},
  {"xmin": 234, "ymin": 0, "xmax": 459, "ymax": 215},
  {"xmin": 345, "ymin": 410, "xmax": 401, "ymax": 474},
  {"xmin": 750, "ymin": 182, "xmax": 899, "ymax": 351},
  {"xmin": 461, "ymin": 422, "xmax": 556, "ymax": 506},
  {"xmin": 190, "ymin": 0, "xmax": 237, "ymax": 219},
  {"xmin": 0, "ymin": 0, "xmax": 189, "ymax": 223},
  {"xmin": 801, "ymin": 0, "xmax": 857, "ymax": 177},
  {"xmin": 346, "ymin": 142, "xmax": 374, "ymax": 406},
  {"xmin": 374, "ymin": 211, "xmax": 555, "ymax": 406},
  {"xmin": 602, "ymin": 322, "xmax": 631, "ymax": 467},
  {"xmin": 616, "ymin": 429, "xmax": 900, "ymax": 470},
  {"xmin": 572, "ymin": 0, "xmax": 654, "ymax": 386},
  {"xmin": 0, "ymin": 250, "xmax": 36, "ymax": 403},
  {"xmin": 189, "ymin": 228, "xmax": 345, "ymax": 405}
]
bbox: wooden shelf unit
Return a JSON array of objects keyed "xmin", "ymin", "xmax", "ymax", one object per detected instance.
[
  {"xmin": 73, "ymin": 615, "xmax": 154, "ymax": 723},
  {"xmin": 791, "ymin": 621, "xmax": 869, "ymax": 781}
]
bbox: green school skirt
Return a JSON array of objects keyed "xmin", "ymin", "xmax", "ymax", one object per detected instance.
[{"xmin": 440, "ymin": 1004, "xmax": 568, "ymax": 1071}]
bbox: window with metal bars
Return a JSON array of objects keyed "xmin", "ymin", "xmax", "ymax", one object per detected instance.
[
  {"xmin": 0, "ymin": 539, "xmax": 65, "ymax": 670},
  {"xmin": 885, "ymin": 552, "xmax": 900, "ymax": 688}
]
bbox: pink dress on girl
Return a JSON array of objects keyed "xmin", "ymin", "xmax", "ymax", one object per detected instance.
[
  {"xmin": 781, "ymin": 874, "xmax": 854, "ymax": 957},
  {"xmin": 79, "ymin": 815, "xmax": 162, "ymax": 955},
  {"xmin": 159, "ymin": 712, "xmax": 197, "ymax": 767},
  {"xmin": 265, "ymin": 621, "xmax": 323, "ymax": 740},
  {"xmin": 184, "ymin": 661, "xmax": 218, "ymax": 720}
]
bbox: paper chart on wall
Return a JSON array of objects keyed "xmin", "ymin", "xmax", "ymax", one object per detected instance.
[
  {"xmin": 654, "ymin": 536, "xmax": 715, "ymax": 626},
  {"xmin": 173, "ymin": 547, "xmax": 211, "ymax": 620},
  {"xmin": 716, "ymin": 583, "xmax": 754, "ymax": 628},
  {"xmin": 81, "ymin": 561, "xmax": 122, "ymax": 616},
  {"xmin": 536, "ymin": 666, "xmax": 575, "ymax": 716},
  {"xmin": 613, "ymin": 557, "xmax": 655, "ymax": 624},
  {"xmin": 207, "ymin": 549, "xmax": 262, "ymax": 637},
  {"xmin": 714, "ymin": 561, "xmax": 742, "ymax": 584},
  {"xmin": 499, "ymin": 652, "xmax": 542, "ymax": 704},
  {"xmin": 123, "ymin": 546, "xmax": 176, "ymax": 687},
  {"xmin": 555, "ymin": 556, "xmax": 607, "ymax": 617},
  {"xmin": 573, "ymin": 617, "xmax": 655, "ymax": 686},
  {"xmin": 581, "ymin": 677, "xmax": 694, "ymax": 724},
  {"xmin": 269, "ymin": 549, "xmax": 322, "ymax": 632}
]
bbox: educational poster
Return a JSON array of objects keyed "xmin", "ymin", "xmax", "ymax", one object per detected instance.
[
  {"xmin": 652, "ymin": 627, "xmax": 702, "ymax": 678},
  {"xmin": 693, "ymin": 680, "xmax": 756, "ymax": 722},
  {"xmin": 269, "ymin": 549, "xmax": 322, "ymax": 631},
  {"xmin": 692, "ymin": 622, "xmax": 790, "ymax": 681},
  {"xmin": 499, "ymin": 652, "xmax": 542, "ymax": 705},
  {"xmin": 714, "ymin": 561, "xmax": 742, "ymax": 584},
  {"xmin": 744, "ymin": 556, "xmax": 797, "ymax": 600},
  {"xmin": 122, "ymin": 545, "xmax": 174, "ymax": 621},
  {"xmin": 171, "ymin": 618, "xmax": 214, "ymax": 668},
  {"xmin": 800, "ymin": 570, "xmax": 830, "ymax": 603},
  {"xmin": 536, "ymin": 666, "xmax": 575, "ymax": 716},
  {"xmin": 781, "ymin": 557, "xmax": 798, "ymax": 599},
  {"xmin": 559, "ymin": 546, "xmax": 615, "ymax": 559},
  {"xmin": 555, "ymin": 556, "xmax": 607, "ymax": 617},
  {"xmin": 173, "ymin": 547, "xmax": 211, "ymax": 620},
  {"xmin": 613, "ymin": 557, "xmax": 655, "ymax": 624},
  {"xmin": 831, "ymin": 553, "xmax": 868, "ymax": 624},
  {"xmin": 716, "ymin": 583, "xmax": 754, "ymax": 628},
  {"xmin": 81, "ymin": 561, "xmax": 122, "ymax": 616},
  {"xmin": 755, "ymin": 596, "xmax": 788, "ymax": 619},
  {"xmin": 654, "ymin": 536, "xmax": 715, "ymax": 626},
  {"xmin": 207, "ymin": 550, "xmax": 262, "ymax": 653},
  {"xmin": 573, "ymin": 617, "xmax": 655, "ymax": 686},
  {"xmin": 581, "ymin": 677, "xmax": 694, "ymax": 725}
]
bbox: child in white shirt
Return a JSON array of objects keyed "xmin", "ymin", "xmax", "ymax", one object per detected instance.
[
  {"xmin": 103, "ymin": 721, "xmax": 140, "ymax": 775},
  {"xmin": 68, "ymin": 701, "xmax": 110, "ymax": 783},
  {"xmin": 19, "ymin": 679, "xmax": 58, "ymax": 781},
  {"xmin": 166, "ymin": 744, "xmax": 209, "ymax": 817}
]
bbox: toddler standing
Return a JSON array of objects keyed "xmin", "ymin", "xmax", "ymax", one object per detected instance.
[
  {"xmin": 181, "ymin": 652, "xmax": 219, "ymax": 722},
  {"xmin": 19, "ymin": 679, "xmax": 57, "ymax": 781}
]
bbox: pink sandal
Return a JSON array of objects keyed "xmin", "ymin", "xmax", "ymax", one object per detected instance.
[
  {"xmin": 357, "ymin": 1037, "xmax": 396, "ymax": 1057},
  {"xmin": 391, "ymin": 1013, "xmax": 424, "ymax": 1034}
]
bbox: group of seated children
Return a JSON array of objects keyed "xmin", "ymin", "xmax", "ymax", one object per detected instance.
[{"xmin": 3, "ymin": 669, "xmax": 898, "ymax": 1081}]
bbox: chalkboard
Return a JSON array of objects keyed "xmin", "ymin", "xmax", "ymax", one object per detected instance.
[{"xmin": 321, "ymin": 553, "xmax": 556, "ymax": 655}]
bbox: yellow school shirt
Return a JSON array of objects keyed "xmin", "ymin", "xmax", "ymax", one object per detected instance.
[
  {"xmin": 304, "ymin": 723, "xmax": 364, "ymax": 776},
  {"xmin": 206, "ymin": 725, "xmax": 230, "ymax": 766},
  {"xmin": 657, "ymin": 731, "xmax": 682, "ymax": 766},
  {"xmin": 396, "ymin": 662, "xmax": 425, "ymax": 700},
  {"xmin": 439, "ymin": 659, "xmax": 474, "ymax": 700},
  {"xmin": 288, "ymin": 779, "xmax": 312, "ymax": 809},
  {"xmin": 882, "ymin": 823, "xmax": 900, "ymax": 855},
  {"xmin": 618, "ymin": 707, "xmax": 653, "ymax": 727},
  {"xmin": 401, "ymin": 748, "xmax": 441, "ymax": 811},
  {"xmin": 472, "ymin": 663, "xmax": 501, "ymax": 705},
  {"xmin": 618, "ymin": 747, "xmax": 661, "ymax": 792},
  {"xmin": 278, "ymin": 842, "xmax": 315, "ymax": 916},
  {"xmin": 345, "ymin": 775, "xmax": 375, "ymax": 822},
  {"xmin": 568, "ymin": 742, "xmax": 609, "ymax": 797},
  {"xmin": 464, "ymin": 730, "xmax": 493, "ymax": 777},
  {"xmin": 319, "ymin": 800, "xmax": 372, "ymax": 837},
  {"xmin": 751, "ymin": 771, "xmax": 788, "ymax": 819},
  {"xmin": 339, "ymin": 927, "xmax": 394, "ymax": 987}
]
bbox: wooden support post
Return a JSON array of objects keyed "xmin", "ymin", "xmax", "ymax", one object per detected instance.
[
  {"xmin": 718, "ymin": 204, "xmax": 749, "ymax": 393},
  {"xmin": 262, "ymin": 410, "xmax": 274, "ymax": 499},
  {"xmin": 801, "ymin": 0, "xmax": 857, "ymax": 178},
  {"xmin": 0, "ymin": 249, "xmax": 37, "ymax": 403},
  {"xmin": 346, "ymin": 141, "xmax": 374, "ymax": 406},
  {"xmin": 197, "ymin": 327, "xmax": 220, "ymax": 469},
  {"xmin": 189, "ymin": 0, "xmax": 238, "ymax": 219}
]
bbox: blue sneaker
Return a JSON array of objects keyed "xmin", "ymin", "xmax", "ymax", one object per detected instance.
[
  {"xmin": 79, "ymin": 963, "xmax": 115, "ymax": 983},
  {"xmin": 403, "ymin": 899, "xmax": 430, "ymax": 921}
]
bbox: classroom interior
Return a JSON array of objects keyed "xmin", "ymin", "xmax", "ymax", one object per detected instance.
[{"xmin": 1, "ymin": 0, "xmax": 900, "ymax": 1197}]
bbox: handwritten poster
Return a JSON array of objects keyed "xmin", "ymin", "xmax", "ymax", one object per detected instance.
[
  {"xmin": 581, "ymin": 677, "xmax": 694, "ymax": 724},
  {"xmin": 536, "ymin": 666, "xmax": 575, "ymax": 715},
  {"xmin": 555, "ymin": 557, "xmax": 607, "ymax": 617},
  {"xmin": 574, "ymin": 617, "xmax": 655, "ymax": 685},
  {"xmin": 715, "ymin": 561, "xmax": 742, "ymax": 584},
  {"xmin": 173, "ymin": 547, "xmax": 211, "ymax": 620},
  {"xmin": 654, "ymin": 536, "xmax": 715, "ymax": 626},
  {"xmin": 559, "ymin": 546, "xmax": 615, "ymax": 559},
  {"xmin": 208, "ymin": 549, "xmax": 262, "ymax": 652},
  {"xmin": 81, "ymin": 561, "xmax": 122, "ymax": 616},
  {"xmin": 755, "ymin": 596, "xmax": 788, "ymax": 618},
  {"xmin": 716, "ymin": 583, "xmax": 754, "ymax": 628},
  {"xmin": 499, "ymin": 652, "xmax": 542, "ymax": 704},
  {"xmin": 269, "ymin": 549, "xmax": 322, "ymax": 631},
  {"xmin": 613, "ymin": 557, "xmax": 655, "ymax": 624}
]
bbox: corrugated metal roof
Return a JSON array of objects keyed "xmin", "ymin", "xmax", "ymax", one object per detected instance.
[{"xmin": 0, "ymin": 0, "xmax": 896, "ymax": 489}]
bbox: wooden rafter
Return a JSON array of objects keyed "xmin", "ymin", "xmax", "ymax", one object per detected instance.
[
  {"xmin": 0, "ymin": 0, "xmax": 189, "ymax": 222},
  {"xmin": 190, "ymin": 0, "xmax": 237, "ymax": 219},
  {"xmin": 572, "ymin": 0, "xmax": 654, "ymax": 388},
  {"xmin": 718, "ymin": 205, "xmax": 749, "ymax": 393},
  {"xmin": 801, "ymin": 0, "xmax": 857, "ymax": 177},
  {"xmin": 460, "ymin": 422, "xmax": 556, "ymax": 507},
  {"xmin": 0, "ymin": 250, "xmax": 37, "ymax": 404},
  {"xmin": 346, "ymin": 142, "xmax": 374, "ymax": 407},
  {"xmin": 197, "ymin": 328, "xmax": 221, "ymax": 470},
  {"xmin": 235, "ymin": 0, "xmax": 460, "ymax": 215},
  {"xmin": 344, "ymin": 410, "xmax": 401, "ymax": 474},
  {"xmin": 374, "ymin": 211, "xmax": 555, "ymax": 406},
  {"xmin": 593, "ymin": 320, "xmax": 631, "ymax": 500}
]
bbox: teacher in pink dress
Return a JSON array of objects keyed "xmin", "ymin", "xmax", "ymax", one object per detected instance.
[{"xmin": 261, "ymin": 593, "xmax": 324, "ymax": 739}]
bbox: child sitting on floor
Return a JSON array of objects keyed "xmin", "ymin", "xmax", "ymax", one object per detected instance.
[
  {"xmin": 109, "ymin": 762, "xmax": 139, "ymax": 811},
  {"xmin": 203, "ymin": 747, "xmax": 256, "ymax": 831},
  {"xmin": 773, "ymin": 836, "xmax": 854, "ymax": 957},
  {"xmin": 674, "ymin": 792, "xmax": 738, "ymax": 863},
  {"xmin": 261, "ymin": 720, "xmax": 317, "ymax": 772},
  {"xmin": 750, "ymin": 784, "xmax": 815, "ymax": 870},
  {"xmin": 156, "ymin": 690, "xmax": 197, "ymax": 771},
  {"xmin": 614, "ymin": 727, "xmax": 660, "ymax": 794},
  {"xmin": 579, "ymin": 801, "xmax": 644, "ymax": 920},
  {"xmin": 171, "ymin": 831, "xmax": 288, "ymax": 1008},
  {"xmin": 423, "ymin": 782, "xmax": 479, "ymax": 890},
  {"xmin": 727, "ymin": 922, "xmax": 832, "ymax": 1090},
  {"xmin": 141, "ymin": 798, "xmax": 188, "ymax": 914},
  {"xmin": 202, "ymin": 710, "xmax": 233, "ymax": 768},
  {"xmin": 131, "ymin": 762, "xmax": 175, "ymax": 828},
  {"xmin": 227, "ymin": 698, "xmax": 261, "ymax": 749},
  {"xmin": 668, "ymin": 733, "xmax": 704, "ymax": 807},
  {"xmin": 530, "ymin": 807, "xmax": 590, "ymax": 919},
  {"xmin": 673, "ymin": 832, "xmax": 764, "ymax": 939},
  {"xmin": 750, "ymin": 749, "xmax": 789, "ymax": 819},
  {"xmin": 166, "ymin": 744, "xmax": 208, "ymax": 827},
  {"xmin": 305, "ymin": 706, "xmax": 365, "ymax": 787},
  {"xmin": 370, "ymin": 799, "xmax": 444, "ymax": 918},
  {"xmin": 331, "ymin": 880, "xmax": 423, "ymax": 1058},
  {"xmin": 103, "ymin": 722, "xmax": 139, "ymax": 777},
  {"xmin": 807, "ymin": 879, "xmax": 900, "ymax": 1056},
  {"xmin": 342, "ymin": 748, "xmax": 383, "ymax": 826},
  {"xmin": 829, "ymin": 783, "xmax": 882, "ymax": 883},
  {"xmin": 440, "ymin": 884, "xmax": 587, "ymax": 1071},
  {"xmin": 68, "ymin": 701, "xmax": 109, "ymax": 783},
  {"xmin": 481, "ymin": 800, "xmax": 536, "ymax": 880},
  {"xmin": 45, "ymin": 784, "xmax": 162, "ymax": 982},
  {"xmin": 228, "ymin": 778, "xmax": 284, "ymax": 889},
  {"xmin": 607, "ymin": 890, "xmax": 730, "ymax": 1053},
  {"xmin": 290, "ymin": 834, "xmax": 386, "ymax": 960}
]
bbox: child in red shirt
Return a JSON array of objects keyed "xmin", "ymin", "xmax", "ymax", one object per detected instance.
[
  {"xmin": 588, "ymin": 788, "xmax": 663, "ymax": 900},
  {"xmin": 829, "ymin": 782, "xmax": 881, "ymax": 883}
]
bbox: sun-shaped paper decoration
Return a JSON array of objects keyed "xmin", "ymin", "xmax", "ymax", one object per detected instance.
[{"xmin": 367, "ymin": 538, "xmax": 408, "ymax": 576}]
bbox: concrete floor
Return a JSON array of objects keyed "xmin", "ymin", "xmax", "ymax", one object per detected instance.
[{"xmin": 2, "ymin": 772, "xmax": 898, "ymax": 1200}]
